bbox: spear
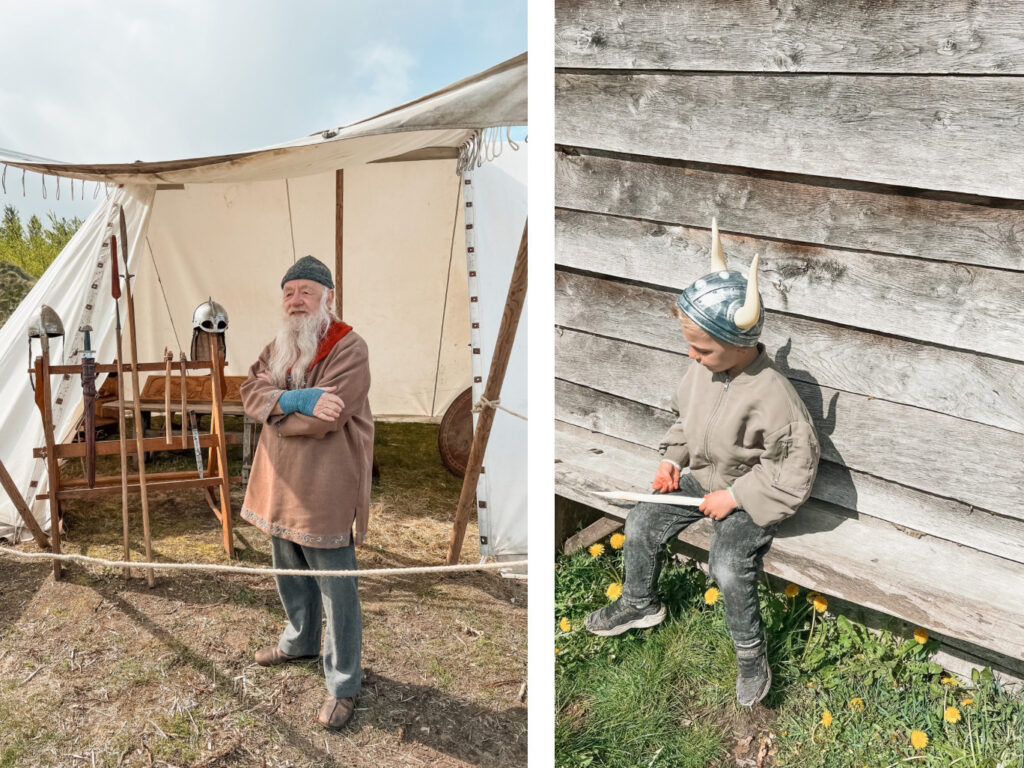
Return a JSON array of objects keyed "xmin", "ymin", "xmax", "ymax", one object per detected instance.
[{"xmin": 110, "ymin": 234, "xmax": 132, "ymax": 579}]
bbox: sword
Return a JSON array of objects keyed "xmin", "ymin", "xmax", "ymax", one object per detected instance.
[
  {"xmin": 163, "ymin": 347, "xmax": 173, "ymax": 444},
  {"xmin": 79, "ymin": 325, "xmax": 97, "ymax": 488},
  {"xmin": 592, "ymin": 490, "xmax": 705, "ymax": 506},
  {"xmin": 188, "ymin": 409, "xmax": 204, "ymax": 478}
]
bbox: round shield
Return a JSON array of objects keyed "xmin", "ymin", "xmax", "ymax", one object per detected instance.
[{"xmin": 437, "ymin": 387, "xmax": 474, "ymax": 478}]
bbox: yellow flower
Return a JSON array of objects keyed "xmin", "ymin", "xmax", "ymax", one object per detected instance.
[
  {"xmin": 606, "ymin": 582, "xmax": 623, "ymax": 601},
  {"xmin": 609, "ymin": 533, "xmax": 625, "ymax": 549},
  {"xmin": 555, "ymin": 647, "xmax": 560, "ymax": 655},
  {"xmin": 913, "ymin": 627, "xmax": 929, "ymax": 644},
  {"xmin": 944, "ymin": 706, "xmax": 961, "ymax": 724},
  {"xmin": 559, "ymin": 617, "xmax": 571, "ymax": 633},
  {"xmin": 849, "ymin": 697, "xmax": 865, "ymax": 713},
  {"xmin": 961, "ymin": 697, "xmax": 974, "ymax": 708},
  {"xmin": 910, "ymin": 730, "xmax": 928, "ymax": 750},
  {"xmin": 704, "ymin": 587, "xmax": 721, "ymax": 606},
  {"xmin": 806, "ymin": 591, "xmax": 819, "ymax": 604},
  {"xmin": 589, "ymin": 543, "xmax": 605, "ymax": 558},
  {"xmin": 821, "ymin": 710, "xmax": 833, "ymax": 728},
  {"xmin": 812, "ymin": 594, "xmax": 828, "ymax": 613},
  {"xmin": 941, "ymin": 676, "xmax": 957, "ymax": 686},
  {"xmin": 784, "ymin": 583, "xmax": 799, "ymax": 598}
]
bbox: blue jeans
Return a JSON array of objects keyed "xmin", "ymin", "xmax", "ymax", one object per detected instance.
[
  {"xmin": 622, "ymin": 473, "xmax": 775, "ymax": 647},
  {"xmin": 272, "ymin": 537, "xmax": 362, "ymax": 699}
]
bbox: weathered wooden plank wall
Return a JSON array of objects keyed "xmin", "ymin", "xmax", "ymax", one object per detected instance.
[{"xmin": 554, "ymin": 0, "xmax": 1024, "ymax": 666}]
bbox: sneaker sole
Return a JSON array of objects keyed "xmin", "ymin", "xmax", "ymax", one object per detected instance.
[{"xmin": 586, "ymin": 605, "xmax": 667, "ymax": 637}]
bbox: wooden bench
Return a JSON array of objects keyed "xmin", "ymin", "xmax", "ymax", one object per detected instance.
[{"xmin": 556, "ymin": 420, "xmax": 1024, "ymax": 675}]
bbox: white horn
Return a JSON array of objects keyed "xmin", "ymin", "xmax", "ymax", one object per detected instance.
[
  {"xmin": 734, "ymin": 253, "xmax": 761, "ymax": 330},
  {"xmin": 710, "ymin": 218, "xmax": 727, "ymax": 272}
]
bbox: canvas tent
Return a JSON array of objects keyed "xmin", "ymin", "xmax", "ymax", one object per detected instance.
[{"xmin": 0, "ymin": 53, "xmax": 527, "ymax": 560}]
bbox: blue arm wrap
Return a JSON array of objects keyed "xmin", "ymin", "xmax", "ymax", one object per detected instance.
[{"xmin": 277, "ymin": 387, "xmax": 324, "ymax": 417}]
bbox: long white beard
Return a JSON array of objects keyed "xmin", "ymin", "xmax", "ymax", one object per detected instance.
[{"xmin": 267, "ymin": 293, "xmax": 334, "ymax": 388}]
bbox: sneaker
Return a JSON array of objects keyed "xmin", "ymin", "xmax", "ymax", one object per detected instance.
[
  {"xmin": 735, "ymin": 644, "xmax": 771, "ymax": 707},
  {"xmin": 584, "ymin": 598, "xmax": 666, "ymax": 637}
]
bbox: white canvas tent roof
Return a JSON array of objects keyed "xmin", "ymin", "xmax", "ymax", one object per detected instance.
[{"xmin": 0, "ymin": 53, "xmax": 527, "ymax": 558}]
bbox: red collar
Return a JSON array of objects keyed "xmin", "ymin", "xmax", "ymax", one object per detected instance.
[{"xmin": 289, "ymin": 321, "xmax": 353, "ymax": 373}]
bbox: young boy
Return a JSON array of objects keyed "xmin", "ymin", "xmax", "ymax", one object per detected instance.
[{"xmin": 584, "ymin": 220, "xmax": 821, "ymax": 707}]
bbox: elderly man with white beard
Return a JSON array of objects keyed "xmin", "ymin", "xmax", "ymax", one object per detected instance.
[{"xmin": 240, "ymin": 255, "xmax": 373, "ymax": 731}]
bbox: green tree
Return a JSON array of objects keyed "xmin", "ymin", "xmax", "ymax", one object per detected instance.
[{"xmin": 0, "ymin": 203, "xmax": 82, "ymax": 278}]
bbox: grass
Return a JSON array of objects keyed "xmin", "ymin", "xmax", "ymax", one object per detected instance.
[{"xmin": 556, "ymin": 537, "xmax": 1024, "ymax": 768}]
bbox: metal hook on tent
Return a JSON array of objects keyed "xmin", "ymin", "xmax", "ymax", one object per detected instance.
[
  {"xmin": 1, "ymin": 164, "xmax": 6, "ymax": 194},
  {"xmin": 93, "ymin": 181, "xmax": 100, "ymax": 199},
  {"xmin": 41, "ymin": 175, "xmax": 46, "ymax": 200},
  {"xmin": 56, "ymin": 176, "xmax": 60, "ymax": 200},
  {"xmin": 506, "ymin": 125, "xmax": 519, "ymax": 152},
  {"xmin": 21, "ymin": 169, "xmax": 26, "ymax": 196}
]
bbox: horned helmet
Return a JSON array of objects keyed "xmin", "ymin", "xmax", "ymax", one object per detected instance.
[{"xmin": 676, "ymin": 219, "xmax": 763, "ymax": 347}]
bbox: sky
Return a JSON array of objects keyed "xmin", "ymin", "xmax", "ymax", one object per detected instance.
[{"xmin": 0, "ymin": 0, "xmax": 527, "ymax": 226}]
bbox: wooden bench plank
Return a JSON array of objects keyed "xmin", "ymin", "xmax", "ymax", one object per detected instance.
[{"xmin": 555, "ymin": 421, "xmax": 1024, "ymax": 661}]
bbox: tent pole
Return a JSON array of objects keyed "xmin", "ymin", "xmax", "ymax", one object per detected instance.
[
  {"xmin": 335, "ymin": 169, "xmax": 344, "ymax": 319},
  {"xmin": 446, "ymin": 220, "xmax": 527, "ymax": 565}
]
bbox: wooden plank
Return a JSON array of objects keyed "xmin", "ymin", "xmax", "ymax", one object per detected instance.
[
  {"xmin": 555, "ymin": 209, "xmax": 1024, "ymax": 361},
  {"xmin": 555, "ymin": 0, "xmax": 1024, "ymax": 74},
  {"xmin": 36, "ymin": 433, "xmax": 225, "ymax": 460},
  {"xmin": 555, "ymin": 151, "xmax": 1024, "ymax": 272},
  {"xmin": 553, "ymin": 374, "xmax": 1023, "ymax": 520},
  {"xmin": 554, "ymin": 421, "xmax": 1024, "ymax": 661},
  {"xmin": 555, "ymin": 72, "xmax": 1024, "ymax": 199},
  {"xmin": 43, "ymin": 360, "xmax": 219, "ymax": 375},
  {"xmin": 45, "ymin": 476, "xmax": 224, "ymax": 502},
  {"xmin": 555, "ymin": 271, "xmax": 1024, "ymax": 433},
  {"xmin": 563, "ymin": 516, "xmax": 623, "ymax": 555}
]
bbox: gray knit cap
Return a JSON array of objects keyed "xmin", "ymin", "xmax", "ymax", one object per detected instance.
[{"xmin": 281, "ymin": 255, "xmax": 334, "ymax": 289}]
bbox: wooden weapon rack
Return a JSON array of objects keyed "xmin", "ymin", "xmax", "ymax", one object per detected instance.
[{"xmin": 32, "ymin": 347, "xmax": 235, "ymax": 581}]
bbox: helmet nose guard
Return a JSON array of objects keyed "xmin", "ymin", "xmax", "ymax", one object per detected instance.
[{"xmin": 676, "ymin": 220, "xmax": 763, "ymax": 348}]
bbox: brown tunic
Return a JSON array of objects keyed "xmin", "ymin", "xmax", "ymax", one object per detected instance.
[{"xmin": 240, "ymin": 331, "xmax": 374, "ymax": 547}]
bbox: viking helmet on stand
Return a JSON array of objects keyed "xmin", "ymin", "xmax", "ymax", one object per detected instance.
[
  {"xmin": 27, "ymin": 305, "xmax": 65, "ymax": 388},
  {"xmin": 190, "ymin": 298, "xmax": 228, "ymax": 361},
  {"xmin": 676, "ymin": 219, "xmax": 763, "ymax": 347}
]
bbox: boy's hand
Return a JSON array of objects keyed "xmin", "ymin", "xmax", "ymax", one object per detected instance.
[
  {"xmin": 700, "ymin": 490, "xmax": 737, "ymax": 521},
  {"xmin": 652, "ymin": 461, "xmax": 680, "ymax": 493}
]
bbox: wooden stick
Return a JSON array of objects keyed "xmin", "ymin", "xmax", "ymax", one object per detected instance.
[
  {"xmin": 208, "ymin": 334, "xmax": 234, "ymax": 558},
  {"xmin": 179, "ymin": 353, "xmax": 188, "ymax": 449},
  {"xmin": 335, "ymin": 168, "xmax": 344, "ymax": 319},
  {"xmin": 0, "ymin": 455, "xmax": 50, "ymax": 549},
  {"xmin": 114, "ymin": 353, "xmax": 132, "ymax": 579},
  {"xmin": 121, "ymin": 243, "xmax": 156, "ymax": 587},
  {"xmin": 446, "ymin": 220, "xmax": 527, "ymax": 564},
  {"xmin": 163, "ymin": 348, "xmax": 173, "ymax": 444},
  {"xmin": 37, "ymin": 355, "xmax": 63, "ymax": 579}
]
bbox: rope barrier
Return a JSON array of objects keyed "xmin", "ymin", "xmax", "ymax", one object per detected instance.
[
  {"xmin": 0, "ymin": 546, "xmax": 527, "ymax": 579},
  {"xmin": 472, "ymin": 396, "xmax": 527, "ymax": 422}
]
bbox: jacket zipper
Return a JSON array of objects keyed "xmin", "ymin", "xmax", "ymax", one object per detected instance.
[{"xmin": 703, "ymin": 376, "xmax": 729, "ymax": 488}]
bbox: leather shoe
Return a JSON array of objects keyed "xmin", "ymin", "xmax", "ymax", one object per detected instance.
[
  {"xmin": 254, "ymin": 645, "xmax": 318, "ymax": 667},
  {"xmin": 318, "ymin": 696, "xmax": 356, "ymax": 730}
]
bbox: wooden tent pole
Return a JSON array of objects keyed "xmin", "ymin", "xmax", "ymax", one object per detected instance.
[
  {"xmin": 446, "ymin": 220, "xmax": 527, "ymax": 565},
  {"xmin": 335, "ymin": 169, "xmax": 344, "ymax": 319}
]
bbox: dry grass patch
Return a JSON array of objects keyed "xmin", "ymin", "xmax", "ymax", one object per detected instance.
[{"xmin": 0, "ymin": 422, "xmax": 526, "ymax": 767}]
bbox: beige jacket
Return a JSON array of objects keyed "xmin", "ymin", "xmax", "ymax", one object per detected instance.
[
  {"xmin": 659, "ymin": 344, "xmax": 820, "ymax": 527},
  {"xmin": 240, "ymin": 331, "xmax": 374, "ymax": 548}
]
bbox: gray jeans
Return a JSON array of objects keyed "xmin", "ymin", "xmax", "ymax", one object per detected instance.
[
  {"xmin": 272, "ymin": 537, "xmax": 362, "ymax": 699},
  {"xmin": 622, "ymin": 474, "xmax": 775, "ymax": 647}
]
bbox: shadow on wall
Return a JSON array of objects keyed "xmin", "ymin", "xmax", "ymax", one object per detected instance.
[{"xmin": 772, "ymin": 338, "xmax": 857, "ymax": 539}]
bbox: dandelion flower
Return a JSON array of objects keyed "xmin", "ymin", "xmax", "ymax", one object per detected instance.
[
  {"xmin": 913, "ymin": 627, "xmax": 929, "ymax": 644},
  {"xmin": 555, "ymin": 647, "xmax": 560, "ymax": 655},
  {"xmin": 941, "ymin": 676, "xmax": 957, "ymax": 686},
  {"xmin": 806, "ymin": 591, "xmax": 820, "ymax": 605},
  {"xmin": 813, "ymin": 594, "xmax": 828, "ymax": 613},
  {"xmin": 606, "ymin": 582, "xmax": 623, "ymax": 600},
  {"xmin": 559, "ymin": 617, "xmax": 571, "ymax": 633},
  {"xmin": 589, "ymin": 543, "xmax": 605, "ymax": 558},
  {"xmin": 704, "ymin": 587, "xmax": 721, "ymax": 605},
  {"xmin": 784, "ymin": 583, "xmax": 799, "ymax": 598},
  {"xmin": 821, "ymin": 710, "xmax": 833, "ymax": 728},
  {"xmin": 610, "ymin": 533, "xmax": 625, "ymax": 550},
  {"xmin": 910, "ymin": 730, "xmax": 928, "ymax": 750},
  {"xmin": 961, "ymin": 698, "xmax": 974, "ymax": 708},
  {"xmin": 849, "ymin": 697, "xmax": 865, "ymax": 713},
  {"xmin": 944, "ymin": 706, "xmax": 961, "ymax": 724}
]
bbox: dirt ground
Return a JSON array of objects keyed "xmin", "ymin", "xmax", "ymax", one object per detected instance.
[{"xmin": 0, "ymin": 423, "xmax": 527, "ymax": 767}]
